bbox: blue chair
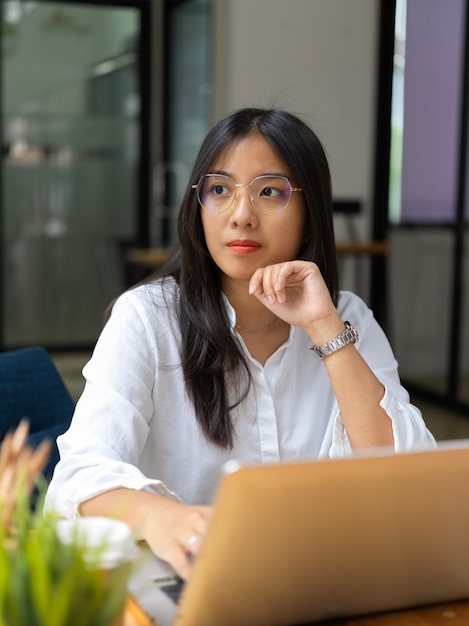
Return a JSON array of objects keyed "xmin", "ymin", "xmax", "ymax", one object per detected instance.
[{"xmin": 0, "ymin": 346, "xmax": 75, "ymax": 481}]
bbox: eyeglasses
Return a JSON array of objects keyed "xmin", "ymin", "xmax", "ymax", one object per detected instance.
[{"xmin": 192, "ymin": 174, "xmax": 303, "ymax": 215}]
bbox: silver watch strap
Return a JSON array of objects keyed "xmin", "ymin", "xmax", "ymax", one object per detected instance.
[{"xmin": 309, "ymin": 321, "xmax": 358, "ymax": 359}]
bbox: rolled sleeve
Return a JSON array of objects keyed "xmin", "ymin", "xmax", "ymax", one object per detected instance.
[{"xmin": 329, "ymin": 385, "xmax": 436, "ymax": 457}]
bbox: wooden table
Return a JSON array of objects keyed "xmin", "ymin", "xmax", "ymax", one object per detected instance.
[
  {"xmin": 335, "ymin": 240, "xmax": 390, "ymax": 331},
  {"xmin": 336, "ymin": 241, "xmax": 390, "ymax": 256},
  {"xmin": 124, "ymin": 597, "xmax": 469, "ymax": 626},
  {"xmin": 124, "ymin": 595, "xmax": 152, "ymax": 626},
  {"xmin": 125, "ymin": 242, "xmax": 390, "ymax": 271},
  {"xmin": 126, "ymin": 248, "xmax": 172, "ymax": 269},
  {"xmin": 326, "ymin": 600, "xmax": 469, "ymax": 625}
]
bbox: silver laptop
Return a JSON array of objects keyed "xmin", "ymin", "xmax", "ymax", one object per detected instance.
[{"xmin": 129, "ymin": 442, "xmax": 469, "ymax": 626}]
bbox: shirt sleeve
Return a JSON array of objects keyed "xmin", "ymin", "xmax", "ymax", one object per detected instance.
[
  {"xmin": 328, "ymin": 293, "xmax": 437, "ymax": 457},
  {"xmin": 45, "ymin": 288, "xmax": 180, "ymax": 520}
]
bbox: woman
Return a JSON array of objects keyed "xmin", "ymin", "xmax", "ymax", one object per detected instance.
[{"xmin": 46, "ymin": 108, "xmax": 435, "ymax": 580}]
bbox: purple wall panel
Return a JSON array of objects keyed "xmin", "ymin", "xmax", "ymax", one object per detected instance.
[{"xmin": 401, "ymin": 0, "xmax": 464, "ymax": 222}]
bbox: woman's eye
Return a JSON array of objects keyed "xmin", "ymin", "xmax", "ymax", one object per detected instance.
[
  {"xmin": 210, "ymin": 184, "xmax": 230, "ymax": 197},
  {"xmin": 260, "ymin": 186, "xmax": 281, "ymax": 199}
]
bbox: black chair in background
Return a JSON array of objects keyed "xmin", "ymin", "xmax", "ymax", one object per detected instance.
[{"xmin": 0, "ymin": 346, "xmax": 75, "ymax": 481}]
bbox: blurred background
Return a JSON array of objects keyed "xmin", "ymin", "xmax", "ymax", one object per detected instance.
[{"xmin": 0, "ymin": 0, "xmax": 468, "ymax": 437}]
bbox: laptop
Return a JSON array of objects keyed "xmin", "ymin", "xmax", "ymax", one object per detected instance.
[{"xmin": 128, "ymin": 442, "xmax": 469, "ymax": 626}]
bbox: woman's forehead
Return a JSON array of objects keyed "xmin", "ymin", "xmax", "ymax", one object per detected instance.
[{"xmin": 209, "ymin": 134, "xmax": 293, "ymax": 178}]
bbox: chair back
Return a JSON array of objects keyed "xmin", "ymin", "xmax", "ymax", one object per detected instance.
[{"xmin": 0, "ymin": 346, "xmax": 75, "ymax": 480}]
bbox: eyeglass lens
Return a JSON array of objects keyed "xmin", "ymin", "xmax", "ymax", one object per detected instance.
[{"xmin": 197, "ymin": 174, "xmax": 292, "ymax": 214}]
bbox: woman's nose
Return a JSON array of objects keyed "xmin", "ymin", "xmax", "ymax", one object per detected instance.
[{"xmin": 229, "ymin": 186, "xmax": 258, "ymax": 227}]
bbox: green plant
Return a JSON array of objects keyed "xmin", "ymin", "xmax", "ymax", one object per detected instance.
[{"xmin": 0, "ymin": 480, "xmax": 129, "ymax": 626}]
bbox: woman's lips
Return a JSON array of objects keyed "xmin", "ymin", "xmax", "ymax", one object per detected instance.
[{"xmin": 227, "ymin": 240, "xmax": 262, "ymax": 254}]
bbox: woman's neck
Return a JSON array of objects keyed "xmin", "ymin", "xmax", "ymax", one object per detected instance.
[
  {"xmin": 222, "ymin": 278, "xmax": 275, "ymax": 329},
  {"xmin": 222, "ymin": 278, "xmax": 290, "ymax": 364}
]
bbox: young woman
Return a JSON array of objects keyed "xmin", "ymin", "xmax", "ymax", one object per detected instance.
[{"xmin": 46, "ymin": 108, "xmax": 435, "ymax": 580}]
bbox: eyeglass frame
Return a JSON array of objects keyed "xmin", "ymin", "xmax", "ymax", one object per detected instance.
[{"xmin": 191, "ymin": 173, "xmax": 303, "ymax": 215}]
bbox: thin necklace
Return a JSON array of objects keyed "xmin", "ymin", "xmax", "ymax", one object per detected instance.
[{"xmin": 235, "ymin": 316, "xmax": 280, "ymax": 334}]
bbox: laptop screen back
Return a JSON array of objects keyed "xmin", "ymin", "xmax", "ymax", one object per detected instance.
[{"xmin": 131, "ymin": 443, "xmax": 469, "ymax": 626}]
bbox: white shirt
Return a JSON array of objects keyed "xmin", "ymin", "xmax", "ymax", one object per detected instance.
[{"xmin": 46, "ymin": 279, "xmax": 436, "ymax": 518}]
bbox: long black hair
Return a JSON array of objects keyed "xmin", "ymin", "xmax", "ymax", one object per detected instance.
[{"xmin": 150, "ymin": 108, "xmax": 338, "ymax": 449}]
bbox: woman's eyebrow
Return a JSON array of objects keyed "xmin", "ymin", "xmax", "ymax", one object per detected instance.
[
  {"xmin": 207, "ymin": 170, "xmax": 290, "ymax": 178},
  {"xmin": 207, "ymin": 169, "xmax": 231, "ymax": 176}
]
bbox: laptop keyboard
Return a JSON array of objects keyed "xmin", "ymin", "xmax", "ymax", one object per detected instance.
[{"xmin": 160, "ymin": 576, "xmax": 185, "ymax": 603}]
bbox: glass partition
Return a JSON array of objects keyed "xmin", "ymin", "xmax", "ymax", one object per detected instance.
[
  {"xmin": 1, "ymin": 0, "xmax": 149, "ymax": 348},
  {"xmin": 153, "ymin": 0, "xmax": 211, "ymax": 246}
]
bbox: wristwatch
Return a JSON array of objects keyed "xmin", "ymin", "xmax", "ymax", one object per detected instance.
[{"xmin": 310, "ymin": 321, "xmax": 359, "ymax": 359}]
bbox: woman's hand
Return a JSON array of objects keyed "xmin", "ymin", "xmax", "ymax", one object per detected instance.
[
  {"xmin": 248, "ymin": 260, "xmax": 341, "ymax": 340},
  {"xmin": 81, "ymin": 488, "xmax": 212, "ymax": 581},
  {"xmin": 140, "ymin": 497, "xmax": 212, "ymax": 580}
]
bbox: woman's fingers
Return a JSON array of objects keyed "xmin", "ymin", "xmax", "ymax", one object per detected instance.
[
  {"xmin": 145, "ymin": 501, "xmax": 212, "ymax": 581},
  {"xmin": 249, "ymin": 261, "xmax": 316, "ymax": 304},
  {"xmin": 249, "ymin": 264, "xmax": 286, "ymax": 303}
]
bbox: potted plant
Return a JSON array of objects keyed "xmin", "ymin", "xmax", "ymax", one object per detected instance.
[{"xmin": 0, "ymin": 421, "xmax": 134, "ymax": 626}]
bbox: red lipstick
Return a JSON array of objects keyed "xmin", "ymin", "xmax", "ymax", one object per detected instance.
[{"xmin": 227, "ymin": 240, "xmax": 262, "ymax": 254}]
